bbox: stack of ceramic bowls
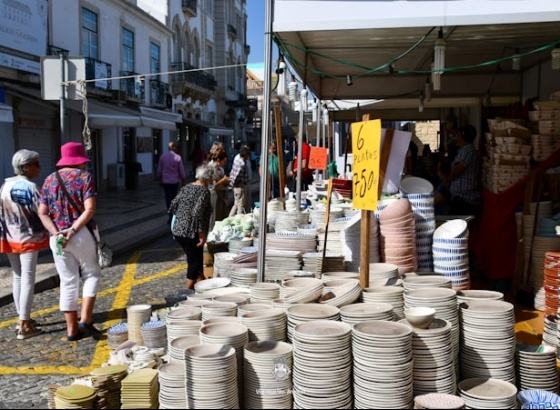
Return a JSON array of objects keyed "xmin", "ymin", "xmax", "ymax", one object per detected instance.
[
  {"xmin": 178, "ymin": 299, "xmax": 213, "ymax": 308},
  {"xmin": 244, "ymin": 341, "xmax": 293, "ymax": 409},
  {"xmin": 400, "ymin": 177, "xmax": 436, "ymax": 272},
  {"xmin": 352, "ymin": 320, "xmax": 414, "ymax": 408},
  {"xmin": 362, "ymin": 286, "xmax": 404, "ymax": 320},
  {"xmin": 458, "ymin": 378, "xmax": 517, "ymax": 409},
  {"xmin": 185, "ymin": 344, "xmax": 239, "ymax": 408},
  {"xmin": 240, "ymin": 308, "xmax": 287, "ymax": 342},
  {"xmin": 286, "ymin": 304, "xmax": 339, "ymax": 343},
  {"xmin": 528, "ymin": 236, "xmax": 560, "ymax": 313},
  {"xmin": 378, "ymin": 199, "xmax": 418, "ymax": 276},
  {"xmin": 199, "ymin": 322, "xmax": 249, "ymax": 404},
  {"xmin": 517, "ymin": 389, "xmax": 560, "ymax": 409},
  {"xmin": 302, "ymin": 252, "xmax": 346, "ymax": 274},
  {"xmin": 544, "ymin": 251, "xmax": 560, "ymax": 317},
  {"xmin": 213, "ymin": 252, "xmax": 237, "ymax": 278},
  {"xmin": 404, "ymin": 288, "xmax": 460, "ymax": 376},
  {"xmin": 340, "ymin": 212, "xmax": 381, "ymax": 272},
  {"xmin": 282, "ymin": 278, "xmax": 324, "ymax": 304},
  {"xmin": 320, "ymin": 279, "xmax": 362, "ymax": 307},
  {"xmin": 516, "ymin": 343, "xmax": 559, "ymax": 393},
  {"xmin": 158, "ymin": 362, "xmax": 187, "ymax": 409},
  {"xmin": 432, "ymin": 219, "xmax": 470, "ymax": 290},
  {"xmin": 274, "ymin": 211, "xmax": 310, "ymax": 232},
  {"xmin": 201, "ymin": 302, "xmax": 238, "ymax": 321},
  {"xmin": 309, "ymin": 206, "xmax": 344, "ymax": 229},
  {"xmin": 213, "ymin": 293, "xmax": 250, "ymax": 306},
  {"xmin": 340, "ymin": 302, "xmax": 394, "ymax": 325},
  {"xmin": 321, "ymin": 271, "xmax": 360, "ymax": 281},
  {"xmin": 202, "ymin": 317, "xmax": 241, "ymax": 326},
  {"xmin": 459, "ymin": 300, "xmax": 516, "ymax": 384},
  {"xmin": 237, "ymin": 303, "xmax": 273, "ymax": 317},
  {"xmin": 140, "ymin": 320, "xmax": 167, "ymax": 349},
  {"xmin": 292, "ymin": 320, "xmax": 353, "ymax": 409},
  {"xmin": 456, "ymin": 289, "xmax": 504, "ymax": 304},
  {"xmin": 399, "ymin": 318, "xmax": 456, "ymax": 395},
  {"xmin": 230, "ymin": 267, "xmax": 258, "ymax": 288},
  {"xmin": 107, "ymin": 322, "xmax": 129, "ymax": 349},
  {"xmin": 317, "ymin": 217, "xmax": 350, "ymax": 255},
  {"xmin": 166, "ymin": 309, "xmax": 202, "ymax": 351},
  {"xmin": 126, "ymin": 304, "xmax": 152, "ymax": 345}
]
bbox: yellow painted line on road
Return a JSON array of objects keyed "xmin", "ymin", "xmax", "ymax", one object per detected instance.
[{"xmin": 0, "ymin": 252, "xmax": 187, "ymax": 375}]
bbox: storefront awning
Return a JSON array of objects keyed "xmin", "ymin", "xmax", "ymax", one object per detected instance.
[
  {"xmin": 139, "ymin": 106, "xmax": 182, "ymax": 131},
  {"xmin": 0, "ymin": 102, "xmax": 13, "ymax": 123},
  {"xmin": 184, "ymin": 118, "xmax": 234, "ymax": 136},
  {"xmin": 65, "ymin": 99, "xmax": 142, "ymax": 128}
]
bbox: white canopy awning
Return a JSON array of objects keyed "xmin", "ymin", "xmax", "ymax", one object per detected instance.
[
  {"xmin": 139, "ymin": 106, "xmax": 182, "ymax": 131},
  {"xmin": 65, "ymin": 99, "xmax": 142, "ymax": 128}
]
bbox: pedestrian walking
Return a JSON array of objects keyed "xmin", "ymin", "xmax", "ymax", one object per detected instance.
[
  {"xmin": 157, "ymin": 141, "xmax": 186, "ymax": 221},
  {"xmin": 169, "ymin": 164, "xmax": 214, "ymax": 290},
  {"xmin": 38, "ymin": 142, "xmax": 102, "ymax": 342},
  {"xmin": 259, "ymin": 142, "xmax": 281, "ymax": 199},
  {"xmin": 0, "ymin": 149, "xmax": 49, "ymax": 340},
  {"xmin": 208, "ymin": 150, "xmax": 230, "ymax": 230},
  {"xmin": 228, "ymin": 145, "xmax": 251, "ymax": 216}
]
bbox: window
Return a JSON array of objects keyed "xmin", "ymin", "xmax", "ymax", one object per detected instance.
[
  {"xmin": 82, "ymin": 8, "xmax": 98, "ymax": 59},
  {"xmin": 150, "ymin": 42, "xmax": 160, "ymax": 76},
  {"xmin": 122, "ymin": 28, "xmax": 134, "ymax": 72},
  {"xmin": 206, "ymin": 44, "xmax": 213, "ymax": 69},
  {"xmin": 206, "ymin": 0, "xmax": 213, "ymax": 16}
]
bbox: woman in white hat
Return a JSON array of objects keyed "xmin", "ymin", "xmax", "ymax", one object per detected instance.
[{"xmin": 38, "ymin": 142, "xmax": 102, "ymax": 342}]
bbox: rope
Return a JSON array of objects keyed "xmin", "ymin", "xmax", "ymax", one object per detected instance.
[{"xmin": 76, "ymin": 80, "xmax": 92, "ymax": 150}]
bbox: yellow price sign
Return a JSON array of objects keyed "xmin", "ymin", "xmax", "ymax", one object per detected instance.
[{"xmin": 351, "ymin": 119, "xmax": 381, "ymax": 210}]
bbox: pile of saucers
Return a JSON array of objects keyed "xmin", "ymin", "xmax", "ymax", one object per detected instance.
[
  {"xmin": 140, "ymin": 320, "xmax": 167, "ymax": 349},
  {"xmin": 339, "ymin": 302, "xmax": 394, "ymax": 325},
  {"xmin": 516, "ymin": 343, "xmax": 559, "ymax": 392},
  {"xmin": 286, "ymin": 304, "xmax": 340, "ymax": 343},
  {"xmin": 458, "ymin": 377, "xmax": 517, "ymax": 409},
  {"xmin": 282, "ymin": 278, "xmax": 324, "ymax": 304},
  {"xmin": 158, "ymin": 363, "xmax": 186, "ymax": 409},
  {"xmin": 201, "ymin": 302, "xmax": 238, "ymax": 321},
  {"xmin": 362, "ymin": 286, "xmax": 405, "ymax": 320},
  {"xmin": 403, "ymin": 275, "xmax": 452, "ymax": 291},
  {"xmin": 237, "ymin": 303, "xmax": 273, "ymax": 317},
  {"xmin": 250, "ymin": 282, "xmax": 281, "ymax": 302},
  {"xmin": 432, "ymin": 219, "xmax": 470, "ymax": 290},
  {"xmin": 240, "ymin": 308, "xmax": 287, "ymax": 342},
  {"xmin": 168, "ymin": 335, "xmax": 200, "ymax": 363}
]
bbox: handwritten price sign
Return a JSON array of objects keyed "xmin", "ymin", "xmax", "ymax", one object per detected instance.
[
  {"xmin": 308, "ymin": 147, "xmax": 328, "ymax": 170},
  {"xmin": 351, "ymin": 120, "xmax": 381, "ymax": 210}
]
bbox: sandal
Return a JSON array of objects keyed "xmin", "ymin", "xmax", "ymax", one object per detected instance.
[{"xmin": 79, "ymin": 322, "xmax": 102, "ymax": 340}]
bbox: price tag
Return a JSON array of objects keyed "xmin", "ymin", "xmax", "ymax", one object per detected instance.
[
  {"xmin": 351, "ymin": 120, "xmax": 381, "ymax": 210},
  {"xmin": 308, "ymin": 147, "xmax": 328, "ymax": 170}
]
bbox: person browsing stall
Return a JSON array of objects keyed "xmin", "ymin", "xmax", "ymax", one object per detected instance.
[
  {"xmin": 157, "ymin": 141, "xmax": 186, "ymax": 220},
  {"xmin": 228, "ymin": 145, "xmax": 251, "ymax": 216}
]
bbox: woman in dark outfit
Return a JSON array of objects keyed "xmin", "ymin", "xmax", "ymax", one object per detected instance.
[{"xmin": 169, "ymin": 164, "xmax": 215, "ymax": 290}]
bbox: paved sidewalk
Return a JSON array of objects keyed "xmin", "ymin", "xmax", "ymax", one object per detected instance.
[{"xmin": 0, "ymin": 177, "xmax": 262, "ymax": 307}]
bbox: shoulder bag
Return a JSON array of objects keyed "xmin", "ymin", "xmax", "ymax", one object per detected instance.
[{"xmin": 55, "ymin": 172, "xmax": 113, "ymax": 268}]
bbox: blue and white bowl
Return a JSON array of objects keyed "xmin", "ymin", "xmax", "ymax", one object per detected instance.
[{"xmin": 517, "ymin": 390, "xmax": 560, "ymax": 408}]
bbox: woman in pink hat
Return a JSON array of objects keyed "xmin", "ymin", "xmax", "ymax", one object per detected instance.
[{"xmin": 38, "ymin": 142, "xmax": 102, "ymax": 342}]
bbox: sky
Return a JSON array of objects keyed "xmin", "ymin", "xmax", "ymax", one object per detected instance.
[{"xmin": 246, "ymin": 1, "xmax": 266, "ymax": 65}]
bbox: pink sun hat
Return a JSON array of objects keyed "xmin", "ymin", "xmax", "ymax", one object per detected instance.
[{"xmin": 56, "ymin": 142, "xmax": 91, "ymax": 167}]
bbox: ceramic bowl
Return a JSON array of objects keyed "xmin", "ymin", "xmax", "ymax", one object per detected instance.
[{"xmin": 404, "ymin": 306, "xmax": 436, "ymax": 329}]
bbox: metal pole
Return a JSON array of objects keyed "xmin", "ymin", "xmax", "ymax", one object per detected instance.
[
  {"xmin": 295, "ymin": 92, "xmax": 304, "ymax": 209},
  {"xmin": 315, "ymin": 101, "xmax": 321, "ymax": 179},
  {"xmin": 256, "ymin": 0, "xmax": 274, "ymax": 283},
  {"xmin": 60, "ymin": 54, "xmax": 66, "ymax": 142}
]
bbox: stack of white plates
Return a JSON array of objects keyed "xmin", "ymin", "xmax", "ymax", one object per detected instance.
[
  {"xmin": 202, "ymin": 317, "xmax": 241, "ymax": 326},
  {"xmin": 317, "ymin": 218, "xmax": 349, "ymax": 255},
  {"xmin": 195, "ymin": 277, "xmax": 231, "ymax": 294},
  {"xmin": 265, "ymin": 249, "xmax": 304, "ymax": 282},
  {"xmin": 185, "ymin": 344, "xmax": 239, "ymax": 409},
  {"xmin": 362, "ymin": 286, "xmax": 404, "ymax": 320},
  {"xmin": 301, "ymin": 252, "xmax": 345, "ymax": 275},
  {"xmin": 309, "ymin": 206, "xmax": 344, "ymax": 229},
  {"xmin": 297, "ymin": 223, "xmax": 318, "ymax": 236},
  {"xmin": 404, "ymin": 288, "xmax": 460, "ymax": 376},
  {"xmin": 403, "ymin": 275, "xmax": 452, "ymax": 291},
  {"xmin": 231, "ymin": 252, "xmax": 258, "ymax": 271},
  {"xmin": 368, "ymin": 263, "xmax": 400, "ymax": 280},
  {"xmin": 126, "ymin": 304, "xmax": 152, "ymax": 346},
  {"xmin": 459, "ymin": 300, "xmax": 516, "ymax": 384},
  {"xmin": 458, "ymin": 378, "xmax": 517, "ymax": 409},
  {"xmin": 320, "ymin": 279, "xmax": 362, "ymax": 307},
  {"xmin": 250, "ymin": 282, "xmax": 281, "ymax": 302},
  {"xmin": 378, "ymin": 198, "xmax": 418, "ymax": 276},
  {"xmin": 399, "ymin": 318, "xmax": 456, "ymax": 395},
  {"xmin": 213, "ymin": 293, "xmax": 250, "ymax": 306},
  {"xmin": 272, "ymin": 298, "xmax": 294, "ymax": 311},
  {"xmin": 237, "ymin": 302, "xmax": 273, "ymax": 317},
  {"xmin": 230, "ymin": 267, "xmax": 258, "ymax": 288},
  {"xmin": 201, "ymin": 302, "xmax": 238, "ymax": 321},
  {"xmin": 432, "ymin": 219, "xmax": 470, "ymax": 290},
  {"xmin": 516, "ymin": 343, "xmax": 559, "ymax": 392},
  {"xmin": 339, "ymin": 302, "xmax": 394, "ymax": 325},
  {"xmin": 213, "ymin": 252, "xmax": 237, "ymax": 278},
  {"xmin": 200, "ymin": 287, "xmax": 250, "ymax": 298},
  {"xmin": 292, "ymin": 320, "xmax": 353, "ymax": 409},
  {"xmin": 168, "ymin": 335, "xmax": 200, "ymax": 363},
  {"xmin": 286, "ymin": 304, "xmax": 340, "ymax": 343},
  {"xmin": 321, "ymin": 271, "xmax": 360, "ymax": 281},
  {"xmin": 178, "ymin": 299, "xmax": 213, "ymax": 308},
  {"xmin": 158, "ymin": 363, "xmax": 186, "ymax": 409},
  {"xmin": 340, "ymin": 212, "xmax": 380, "ymax": 272},
  {"xmin": 266, "ymin": 232, "xmax": 317, "ymax": 252},
  {"xmin": 402, "ymin": 191, "xmax": 436, "ymax": 272},
  {"xmin": 244, "ymin": 341, "xmax": 293, "ymax": 409},
  {"xmin": 352, "ymin": 320, "xmax": 414, "ymax": 409},
  {"xmin": 199, "ymin": 323, "xmax": 249, "ymax": 405},
  {"xmin": 283, "ymin": 278, "xmax": 324, "ymax": 304},
  {"xmin": 140, "ymin": 320, "xmax": 167, "ymax": 349},
  {"xmin": 274, "ymin": 211, "xmax": 310, "ymax": 232},
  {"xmin": 240, "ymin": 308, "xmax": 287, "ymax": 342},
  {"xmin": 166, "ymin": 312, "xmax": 202, "ymax": 351},
  {"xmin": 456, "ymin": 289, "xmax": 504, "ymax": 304}
]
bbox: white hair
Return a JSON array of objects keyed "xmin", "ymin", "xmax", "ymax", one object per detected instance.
[{"xmin": 12, "ymin": 149, "xmax": 39, "ymax": 175}]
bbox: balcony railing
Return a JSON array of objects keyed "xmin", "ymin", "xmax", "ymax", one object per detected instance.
[
  {"xmin": 227, "ymin": 24, "xmax": 237, "ymax": 40},
  {"xmin": 182, "ymin": 0, "xmax": 197, "ymax": 16},
  {"xmin": 170, "ymin": 62, "xmax": 217, "ymax": 92},
  {"xmin": 150, "ymin": 79, "xmax": 169, "ymax": 106},
  {"xmin": 47, "ymin": 45, "xmax": 69, "ymax": 56},
  {"xmin": 120, "ymin": 71, "xmax": 144, "ymax": 101},
  {"xmin": 85, "ymin": 57, "xmax": 112, "ymax": 92}
]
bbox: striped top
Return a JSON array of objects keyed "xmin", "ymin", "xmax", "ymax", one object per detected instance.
[{"xmin": 450, "ymin": 143, "xmax": 481, "ymax": 206}]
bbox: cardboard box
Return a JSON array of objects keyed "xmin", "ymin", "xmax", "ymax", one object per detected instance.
[
  {"xmin": 203, "ymin": 244, "xmax": 213, "ymax": 266},
  {"xmin": 203, "ymin": 265, "xmax": 214, "ymax": 279}
]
